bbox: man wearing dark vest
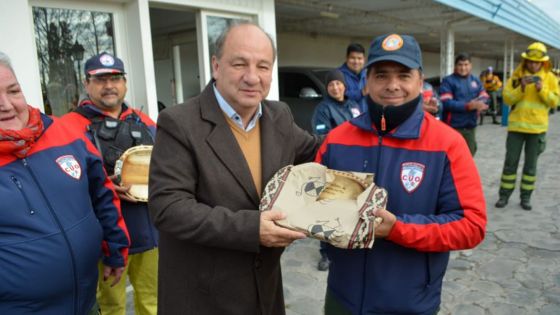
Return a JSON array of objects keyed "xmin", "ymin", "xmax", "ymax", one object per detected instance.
[{"xmin": 60, "ymin": 53, "xmax": 158, "ymax": 315}]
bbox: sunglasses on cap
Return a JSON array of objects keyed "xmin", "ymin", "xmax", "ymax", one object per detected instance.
[{"xmin": 525, "ymin": 49, "xmax": 547, "ymax": 59}]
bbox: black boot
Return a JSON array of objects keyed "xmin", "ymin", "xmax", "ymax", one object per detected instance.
[
  {"xmin": 317, "ymin": 255, "xmax": 330, "ymax": 271},
  {"xmin": 495, "ymin": 197, "xmax": 508, "ymax": 208},
  {"xmin": 520, "ymin": 199, "xmax": 532, "ymax": 211}
]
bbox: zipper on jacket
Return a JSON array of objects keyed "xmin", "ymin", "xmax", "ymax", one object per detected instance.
[
  {"xmin": 375, "ymin": 134, "xmax": 384, "ymax": 179},
  {"xmin": 10, "ymin": 175, "xmax": 37, "ymax": 215},
  {"xmin": 22, "ymin": 158, "xmax": 79, "ymax": 315},
  {"xmin": 359, "ymin": 133, "xmax": 384, "ymax": 314}
]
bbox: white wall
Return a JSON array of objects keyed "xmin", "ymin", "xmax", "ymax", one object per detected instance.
[
  {"xmin": 0, "ymin": 0, "xmax": 44, "ymax": 111},
  {"xmin": 277, "ymin": 32, "xmax": 370, "ymax": 68},
  {"xmin": 277, "ymin": 32, "xmax": 499, "ymax": 81}
]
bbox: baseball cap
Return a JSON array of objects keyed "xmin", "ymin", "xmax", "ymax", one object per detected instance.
[
  {"xmin": 84, "ymin": 52, "xmax": 126, "ymax": 76},
  {"xmin": 365, "ymin": 34, "xmax": 422, "ymax": 70}
]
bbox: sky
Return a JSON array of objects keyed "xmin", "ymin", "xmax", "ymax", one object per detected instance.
[{"xmin": 530, "ymin": 0, "xmax": 560, "ymax": 22}]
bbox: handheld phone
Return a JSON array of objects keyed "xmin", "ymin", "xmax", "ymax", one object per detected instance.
[{"xmin": 524, "ymin": 76, "xmax": 541, "ymax": 83}]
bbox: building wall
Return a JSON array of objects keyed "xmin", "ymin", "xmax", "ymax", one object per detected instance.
[{"xmin": 278, "ymin": 32, "xmax": 499, "ymax": 81}]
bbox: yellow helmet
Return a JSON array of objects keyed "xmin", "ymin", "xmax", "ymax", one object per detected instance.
[{"xmin": 521, "ymin": 42, "xmax": 549, "ymax": 62}]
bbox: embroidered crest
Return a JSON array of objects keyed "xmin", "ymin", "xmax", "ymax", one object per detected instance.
[
  {"xmin": 350, "ymin": 107, "xmax": 361, "ymax": 117},
  {"xmin": 56, "ymin": 155, "xmax": 82, "ymax": 180},
  {"xmin": 99, "ymin": 54, "xmax": 115, "ymax": 66},
  {"xmin": 471, "ymin": 81, "xmax": 478, "ymax": 89},
  {"xmin": 400, "ymin": 162, "xmax": 425, "ymax": 193},
  {"xmin": 382, "ymin": 34, "xmax": 404, "ymax": 51}
]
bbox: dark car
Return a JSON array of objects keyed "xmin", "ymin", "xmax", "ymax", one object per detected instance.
[{"xmin": 278, "ymin": 66, "xmax": 332, "ymax": 132}]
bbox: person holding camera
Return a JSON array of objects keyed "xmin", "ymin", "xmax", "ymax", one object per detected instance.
[{"xmin": 495, "ymin": 42, "xmax": 559, "ymax": 210}]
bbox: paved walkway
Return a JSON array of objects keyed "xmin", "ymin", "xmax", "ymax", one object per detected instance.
[{"xmin": 282, "ymin": 113, "xmax": 560, "ymax": 315}]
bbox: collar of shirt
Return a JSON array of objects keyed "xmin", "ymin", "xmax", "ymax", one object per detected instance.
[{"xmin": 212, "ymin": 85, "xmax": 262, "ymax": 132}]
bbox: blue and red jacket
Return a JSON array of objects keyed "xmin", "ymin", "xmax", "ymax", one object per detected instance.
[
  {"xmin": 61, "ymin": 102, "xmax": 158, "ymax": 254},
  {"xmin": 440, "ymin": 73, "xmax": 488, "ymax": 129},
  {"xmin": 316, "ymin": 99, "xmax": 486, "ymax": 314},
  {"xmin": 0, "ymin": 114, "xmax": 129, "ymax": 315}
]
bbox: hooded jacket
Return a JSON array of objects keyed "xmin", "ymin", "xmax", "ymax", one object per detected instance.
[
  {"xmin": 0, "ymin": 114, "xmax": 129, "ymax": 315},
  {"xmin": 339, "ymin": 63, "xmax": 367, "ymax": 108},
  {"xmin": 503, "ymin": 62, "xmax": 559, "ymax": 134},
  {"xmin": 316, "ymin": 98, "xmax": 486, "ymax": 314}
]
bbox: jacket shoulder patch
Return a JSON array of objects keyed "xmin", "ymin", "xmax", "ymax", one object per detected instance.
[{"xmin": 56, "ymin": 155, "xmax": 82, "ymax": 180}]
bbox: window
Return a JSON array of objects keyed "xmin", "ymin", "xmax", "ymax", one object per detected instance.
[{"xmin": 32, "ymin": 6, "xmax": 116, "ymax": 116}]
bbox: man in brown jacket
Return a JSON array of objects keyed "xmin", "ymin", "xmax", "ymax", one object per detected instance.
[{"xmin": 148, "ymin": 22, "xmax": 321, "ymax": 315}]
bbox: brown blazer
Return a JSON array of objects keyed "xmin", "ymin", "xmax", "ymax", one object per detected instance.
[{"xmin": 149, "ymin": 83, "xmax": 321, "ymax": 315}]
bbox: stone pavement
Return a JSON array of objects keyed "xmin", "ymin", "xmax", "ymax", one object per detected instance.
[
  {"xmin": 124, "ymin": 113, "xmax": 560, "ymax": 315},
  {"xmin": 281, "ymin": 113, "xmax": 560, "ymax": 315}
]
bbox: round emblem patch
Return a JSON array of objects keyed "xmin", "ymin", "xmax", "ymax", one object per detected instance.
[
  {"xmin": 382, "ymin": 34, "xmax": 404, "ymax": 51},
  {"xmin": 99, "ymin": 54, "xmax": 115, "ymax": 66}
]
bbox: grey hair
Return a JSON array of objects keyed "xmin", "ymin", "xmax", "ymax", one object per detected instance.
[
  {"xmin": 214, "ymin": 21, "xmax": 277, "ymax": 61},
  {"xmin": 0, "ymin": 51, "xmax": 15, "ymax": 73}
]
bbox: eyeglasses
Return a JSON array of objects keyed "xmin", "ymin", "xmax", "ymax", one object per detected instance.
[
  {"xmin": 89, "ymin": 75, "xmax": 125, "ymax": 85},
  {"xmin": 525, "ymin": 49, "xmax": 547, "ymax": 59}
]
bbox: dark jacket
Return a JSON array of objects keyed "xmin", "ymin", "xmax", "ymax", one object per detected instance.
[
  {"xmin": 61, "ymin": 103, "xmax": 158, "ymax": 254},
  {"xmin": 440, "ymin": 73, "xmax": 488, "ymax": 129},
  {"xmin": 148, "ymin": 83, "xmax": 322, "ymax": 315},
  {"xmin": 0, "ymin": 114, "xmax": 129, "ymax": 315},
  {"xmin": 311, "ymin": 96, "xmax": 362, "ymax": 135},
  {"xmin": 339, "ymin": 63, "xmax": 367, "ymax": 109},
  {"xmin": 317, "ymin": 100, "xmax": 486, "ymax": 314}
]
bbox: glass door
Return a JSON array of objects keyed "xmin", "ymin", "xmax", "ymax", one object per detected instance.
[
  {"xmin": 196, "ymin": 11, "xmax": 254, "ymax": 90},
  {"xmin": 30, "ymin": 1, "xmax": 123, "ymax": 116}
]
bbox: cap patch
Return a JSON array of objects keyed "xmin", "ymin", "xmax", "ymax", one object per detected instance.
[
  {"xmin": 99, "ymin": 54, "xmax": 115, "ymax": 66},
  {"xmin": 382, "ymin": 34, "xmax": 404, "ymax": 51}
]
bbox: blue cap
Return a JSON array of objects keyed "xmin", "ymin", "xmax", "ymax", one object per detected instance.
[
  {"xmin": 365, "ymin": 34, "xmax": 422, "ymax": 70},
  {"xmin": 84, "ymin": 52, "xmax": 126, "ymax": 76}
]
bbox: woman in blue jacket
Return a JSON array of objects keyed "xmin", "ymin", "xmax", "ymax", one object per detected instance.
[
  {"xmin": 311, "ymin": 69, "xmax": 363, "ymax": 271},
  {"xmin": 311, "ymin": 69, "xmax": 363, "ymax": 136},
  {"xmin": 0, "ymin": 52, "xmax": 130, "ymax": 315}
]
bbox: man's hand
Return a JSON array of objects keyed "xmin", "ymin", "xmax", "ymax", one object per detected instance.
[
  {"xmin": 103, "ymin": 265, "xmax": 126, "ymax": 287},
  {"xmin": 466, "ymin": 100, "xmax": 488, "ymax": 113},
  {"xmin": 108, "ymin": 174, "xmax": 137, "ymax": 203},
  {"xmin": 374, "ymin": 208, "xmax": 397, "ymax": 238},
  {"xmin": 535, "ymin": 79, "xmax": 543, "ymax": 92},
  {"xmin": 260, "ymin": 210, "xmax": 306, "ymax": 247},
  {"xmin": 521, "ymin": 76, "xmax": 542, "ymax": 92},
  {"xmin": 422, "ymin": 98, "xmax": 438, "ymax": 114}
]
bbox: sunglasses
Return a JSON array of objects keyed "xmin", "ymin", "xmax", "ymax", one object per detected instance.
[
  {"xmin": 525, "ymin": 49, "xmax": 547, "ymax": 59},
  {"xmin": 89, "ymin": 74, "xmax": 125, "ymax": 84}
]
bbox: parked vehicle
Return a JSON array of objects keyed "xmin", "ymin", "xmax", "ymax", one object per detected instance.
[{"xmin": 278, "ymin": 66, "xmax": 332, "ymax": 132}]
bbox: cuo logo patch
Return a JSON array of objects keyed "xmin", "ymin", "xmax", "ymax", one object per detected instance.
[
  {"xmin": 56, "ymin": 155, "xmax": 82, "ymax": 180},
  {"xmin": 99, "ymin": 54, "xmax": 115, "ymax": 66},
  {"xmin": 400, "ymin": 162, "xmax": 425, "ymax": 193}
]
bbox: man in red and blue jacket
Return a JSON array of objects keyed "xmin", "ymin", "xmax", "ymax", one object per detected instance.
[
  {"xmin": 60, "ymin": 53, "xmax": 158, "ymax": 315},
  {"xmin": 318, "ymin": 34, "xmax": 487, "ymax": 315},
  {"xmin": 439, "ymin": 53, "xmax": 489, "ymax": 156}
]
